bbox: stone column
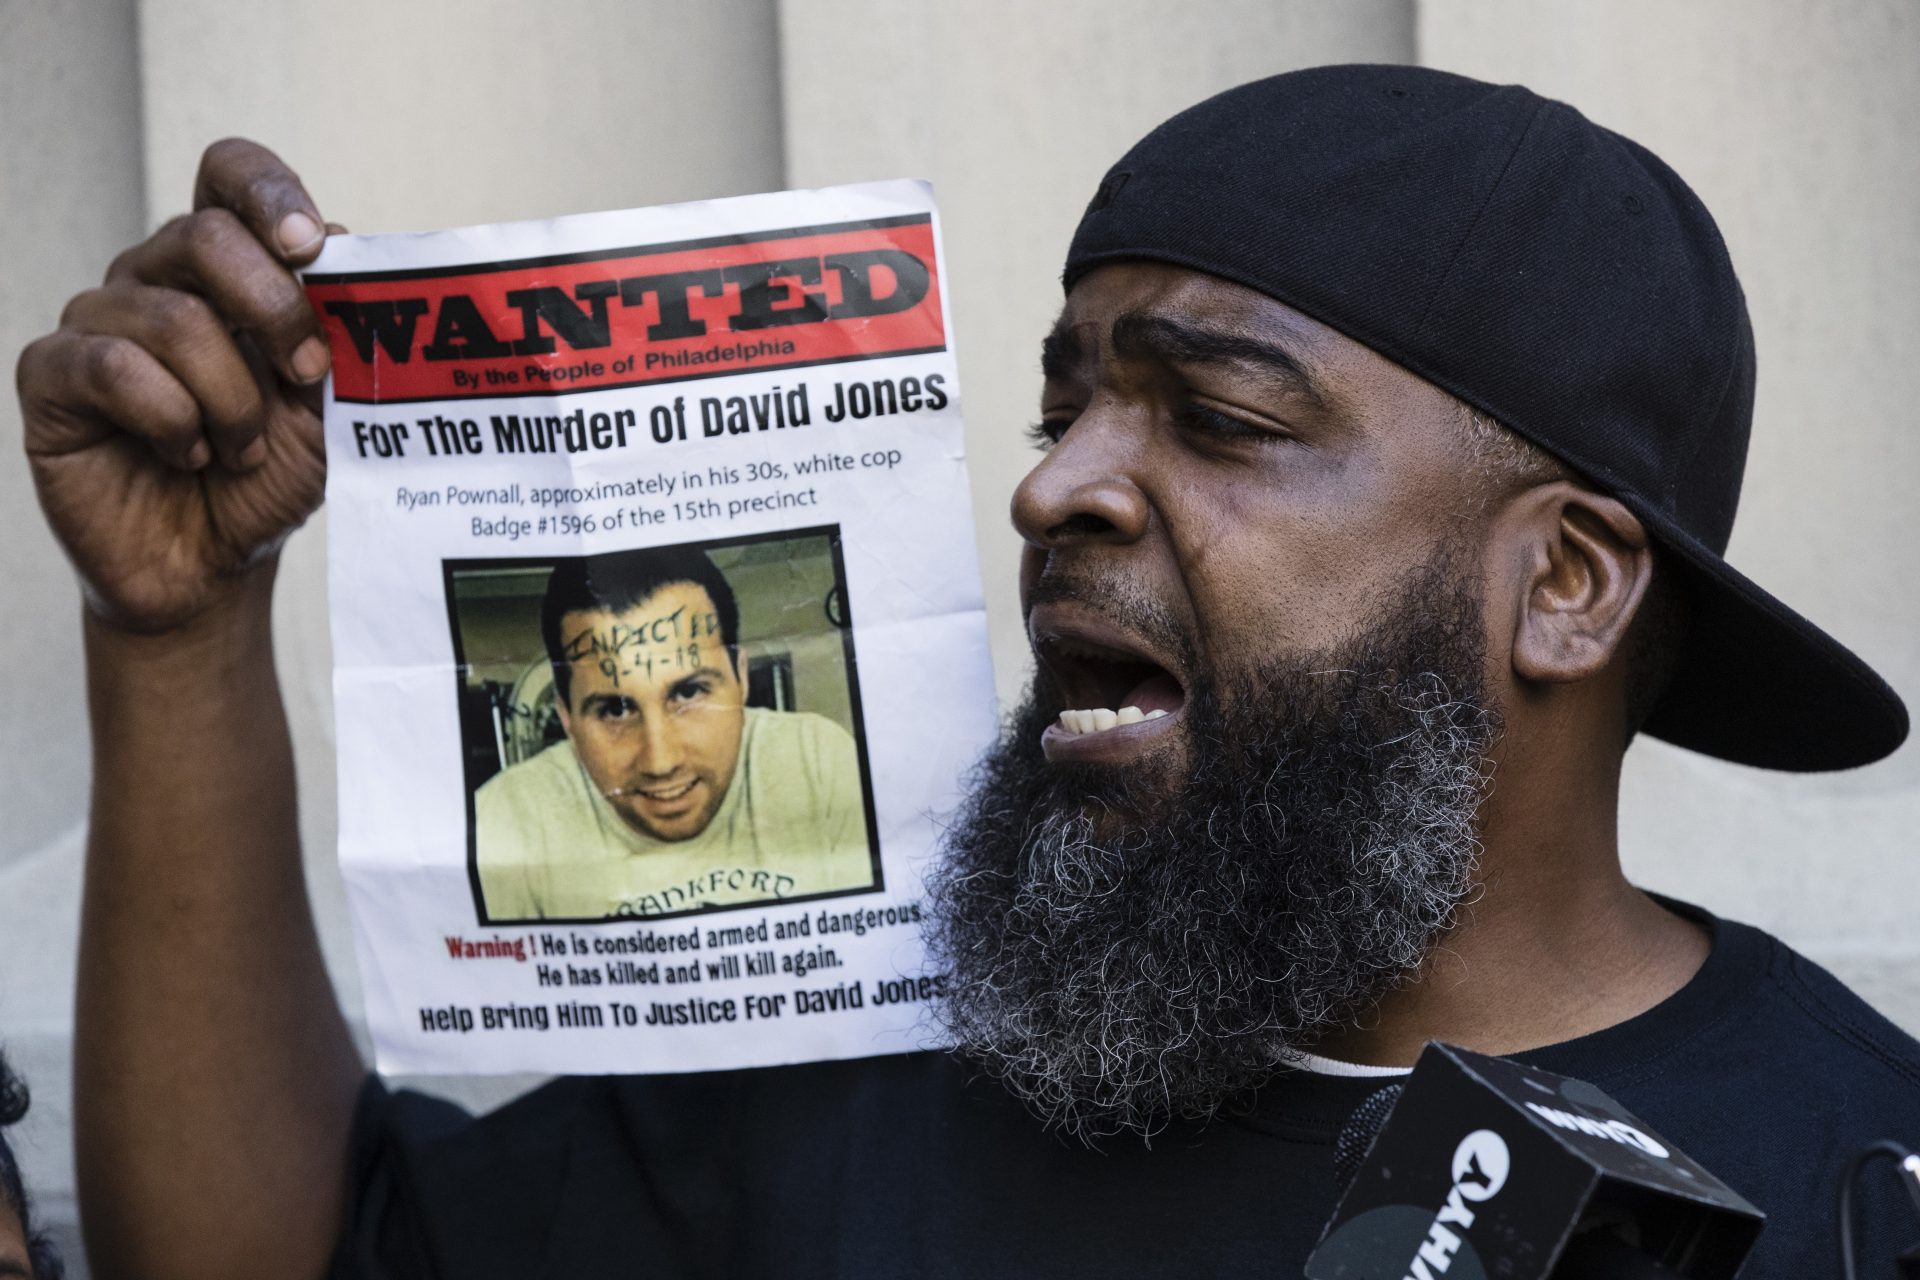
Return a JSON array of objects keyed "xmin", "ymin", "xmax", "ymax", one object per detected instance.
[{"xmin": 0, "ymin": 3, "xmax": 147, "ymax": 1263}]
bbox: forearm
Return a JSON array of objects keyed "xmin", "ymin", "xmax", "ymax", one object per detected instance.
[{"xmin": 74, "ymin": 563, "xmax": 362, "ymax": 1280}]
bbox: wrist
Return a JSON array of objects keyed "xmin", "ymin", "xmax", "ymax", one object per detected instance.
[{"xmin": 82, "ymin": 559, "xmax": 282, "ymax": 677}]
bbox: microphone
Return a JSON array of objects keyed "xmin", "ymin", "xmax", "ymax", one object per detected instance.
[{"xmin": 1306, "ymin": 1043, "xmax": 1764, "ymax": 1279}]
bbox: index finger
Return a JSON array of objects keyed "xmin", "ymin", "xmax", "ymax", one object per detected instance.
[{"xmin": 192, "ymin": 138, "xmax": 328, "ymax": 266}]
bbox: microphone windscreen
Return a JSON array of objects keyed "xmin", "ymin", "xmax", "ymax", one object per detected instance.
[{"xmin": 1332, "ymin": 1084, "xmax": 1403, "ymax": 1198}]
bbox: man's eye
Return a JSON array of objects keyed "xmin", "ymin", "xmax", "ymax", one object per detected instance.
[
  {"xmin": 596, "ymin": 698, "xmax": 638, "ymax": 720},
  {"xmin": 1172, "ymin": 403, "xmax": 1273, "ymax": 442},
  {"xmin": 1026, "ymin": 419, "xmax": 1073, "ymax": 451},
  {"xmin": 670, "ymin": 680, "xmax": 712, "ymax": 705}
]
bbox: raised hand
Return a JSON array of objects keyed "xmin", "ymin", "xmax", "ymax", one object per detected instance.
[{"xmin": 17, "ymin": 138, "xmax": 335, "ymax": 633}]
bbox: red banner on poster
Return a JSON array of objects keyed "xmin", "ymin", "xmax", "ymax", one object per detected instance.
[{"xmin": 306, "ymin": 215, "xmax": 944, "ymax": 404}]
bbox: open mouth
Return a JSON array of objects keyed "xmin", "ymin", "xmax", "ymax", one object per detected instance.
[{"xmin": 1035, "ymin": 624, "xmax": 1188, "ymax": 740}]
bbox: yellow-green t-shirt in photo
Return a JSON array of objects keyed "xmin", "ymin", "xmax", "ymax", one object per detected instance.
[{"xmin": 475, "ymin": 708, "xmax": 874, "ymax": 921}]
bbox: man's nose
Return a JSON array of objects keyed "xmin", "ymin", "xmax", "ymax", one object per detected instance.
[
  {"xmin": 1009, "ymin": 414, "xmax": 1151, "ymax": 551},
  {"xmin": 632, "ymin": 713, "xmax": 685, "ymax": 777}
]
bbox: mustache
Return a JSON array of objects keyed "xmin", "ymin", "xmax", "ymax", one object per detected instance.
[{"xmin": 1023, "ymin": 567, "xmax": 1197, "ymax": 674}]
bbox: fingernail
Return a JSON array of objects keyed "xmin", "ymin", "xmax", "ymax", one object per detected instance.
[
  {"xmin": 277, "ymin": 210, "xmax": 324, "ymax": 256},
  {"xmin": 187, "ymin": 440, "xmax": 212, "ymax": 470},
  {"xmin": 292, "ymin": 336, "xmax": 330, "ymax": 383},
  {"xmin": 238, "ymin": 437, "xmax": 269, "ymax": 469}
]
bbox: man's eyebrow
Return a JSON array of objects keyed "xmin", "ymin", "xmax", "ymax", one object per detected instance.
[
  {"xmin": 1039, "ymin": 324, "xmax": 1082, "ymax": 382},
  {"xmin": 581, "ymin": 667, "xmax": 730, "ymax": 702},
  {"xmin": 1109, "ymin": 311, "xmax": 1328, "ymax": 406}
]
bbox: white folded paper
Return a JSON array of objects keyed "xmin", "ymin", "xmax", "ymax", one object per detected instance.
[{"xmin": 306, "ymin": 181, "xmax": 996, "ymax": 1075}]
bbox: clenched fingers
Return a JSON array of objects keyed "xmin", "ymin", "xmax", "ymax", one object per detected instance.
[
  {"xmin": 61, "ymin": 284, "xmax": 268, "ymax": 469},
  {"xmin": 17, "ymin": 330, "xmax": 208, "ymax": 471},
  {"xmin": 107, "ymin": 207, "xmax": 328, "ymax": 390}
]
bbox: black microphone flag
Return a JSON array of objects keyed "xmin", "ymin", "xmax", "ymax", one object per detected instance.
[{"xmin": 1306, "ymin": 1043, "xmax": 1764, "ymax": 1279}]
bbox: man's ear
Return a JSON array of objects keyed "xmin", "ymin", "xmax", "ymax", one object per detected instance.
[
  {"xmin": 553, "ymin": 677, "xmax": 573, "ymax": 736},
  {"xmin": 1506, "ymin": 482, "xmax": 1654, "ymax": 685}
]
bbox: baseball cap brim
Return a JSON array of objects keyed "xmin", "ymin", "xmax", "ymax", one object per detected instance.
[{"xmin": 1626, "ymin": 498, "xmax": 1908, "ymax": 771}]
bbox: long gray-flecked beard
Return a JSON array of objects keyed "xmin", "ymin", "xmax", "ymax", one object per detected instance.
[{"xmin": 925, "ymin": 561, "xmax": 1498, "ymax": 1142}]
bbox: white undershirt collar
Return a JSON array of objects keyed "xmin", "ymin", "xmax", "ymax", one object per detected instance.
[{"xmin": 1282, "ymin": 1049, "xmax": 1412, "ymax": 1079}]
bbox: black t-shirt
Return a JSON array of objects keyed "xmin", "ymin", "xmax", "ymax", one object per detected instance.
[{"xmin": 333, "ymin": 905, "xmax": 1920, "ymax": 1278}]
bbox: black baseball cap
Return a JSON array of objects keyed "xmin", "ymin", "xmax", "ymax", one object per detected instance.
[{"xmin": 1065, "ymin": 64, "xmax": 1907, "ymax": 772}]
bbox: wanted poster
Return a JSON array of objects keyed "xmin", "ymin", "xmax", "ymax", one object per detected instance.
[{"xmin": 305, "ymin": 182, "xmax": 996, "ymax": 1075}]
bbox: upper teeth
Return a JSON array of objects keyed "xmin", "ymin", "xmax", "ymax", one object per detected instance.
[
  {"xmin": 1057, "ymin": 706, "xmax": 1168, "ymax": 734},
  {"xmin": 612, "ymin": 780, "xmax": 697, "ymax": 800}
]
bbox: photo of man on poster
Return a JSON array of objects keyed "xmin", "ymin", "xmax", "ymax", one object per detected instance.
[{"xmin": 472, "ymin": 544, "xmax": 877, "ymax": 921}]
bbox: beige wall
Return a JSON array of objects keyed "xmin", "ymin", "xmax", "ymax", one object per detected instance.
[
  {"xmin": 1, "ymin": 2, "xmax": 1912, "ymax": 1270},
  {"xmin": 137, "ymin": 1, "xmax": 786, "ymax": 230}
]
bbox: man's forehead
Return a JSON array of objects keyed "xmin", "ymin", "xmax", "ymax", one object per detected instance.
[
  {"xmin": 562, "ymin": 579, "xmax": 732, "ymax": 697},
  {"xmin": 566, "ymin": 579, "xmax": 717, "ymax": 629},
  {"xmin": 560, "ymin": 581, "xmax": 726, "ymax": 671},
  {"xmin": 1044, "ymin": 262, "xmax": 1483, "ymax": 432},
  {"xmin": 1044, "ymin": 264, "xmax": 1341, "ymax": 381}
]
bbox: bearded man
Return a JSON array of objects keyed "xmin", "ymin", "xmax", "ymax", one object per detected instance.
[{"xmin": 19, "ymin": 65, "xmax": 1919, "ymax": 1280}]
